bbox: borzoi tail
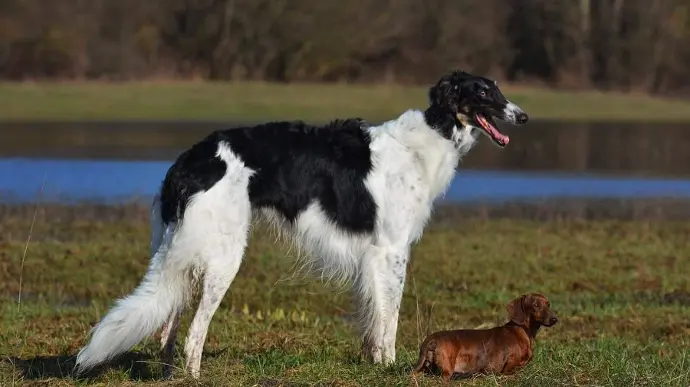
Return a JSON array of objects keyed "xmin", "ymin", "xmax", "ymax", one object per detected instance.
[{"xmin": 74, "ymin": 195, "xmax": 189, "ymax": 373}]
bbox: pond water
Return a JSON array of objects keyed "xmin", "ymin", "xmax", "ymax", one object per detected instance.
[
  {"xmin": 2, "ymin": 158, "xmax": 690, "ymax": 204},
  {"xmin": 1, "ymin": 120, "xmax": 689, "ymax": 204}
]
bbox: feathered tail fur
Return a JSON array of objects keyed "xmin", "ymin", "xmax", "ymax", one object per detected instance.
[{"xmin": 74, "ymin": 195, "xmax": 189, "ymax": 374}]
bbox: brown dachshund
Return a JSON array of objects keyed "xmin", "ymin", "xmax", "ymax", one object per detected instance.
[{"xmin": 411, "ymin": 293, "xmax": 557, "ymax": 382}]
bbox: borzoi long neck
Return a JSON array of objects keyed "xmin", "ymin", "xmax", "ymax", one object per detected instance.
[
  {"xmin": 425, "ymin": 137, "xmax": 463, "ymax": 201},
  {"xmin": 424, "ymin": 124, "xmax": 477, "ymax": 200},
  {"xmin": 389, "ymin": 110, "xmax": 470, "ymax": 201}
]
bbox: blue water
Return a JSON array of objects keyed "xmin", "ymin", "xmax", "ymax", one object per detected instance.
[{"xmin": 2, "ymin": 158, "xmax": 690, "ymax": 204}]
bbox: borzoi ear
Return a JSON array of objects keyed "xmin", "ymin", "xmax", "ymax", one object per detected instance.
[
  {"xmin": 428, "ymin": 75, "xmax": 454, "ymax": 107},
  {"xmin": 428, "ymin": 80, "xmax": 446, "ymax": 106},
  {"xmin": 428, "ymin": 70, "xmax": 473, "ymax": 109}
]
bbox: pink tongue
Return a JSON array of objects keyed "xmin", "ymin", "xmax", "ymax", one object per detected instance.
[{"xmin": 477, "ymin": 115, "xmax": 509, "ymax": 145}]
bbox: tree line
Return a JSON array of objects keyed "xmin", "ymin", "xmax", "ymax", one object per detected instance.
[{"xmin": 1, "ymin": 0, "xmax": 688, "ymax": 94}]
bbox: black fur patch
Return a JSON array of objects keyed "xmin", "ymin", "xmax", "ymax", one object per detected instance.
[
  {"xmin": 159, "ymin": 132, "xmax": 227, "ymax": 225},
  {"xmin": 159, "ymin": 118, "xmax": 377, "ymax": 234},
  {"xmin": 424, "ymin": 70, "xmax": 513, "ymax": 139},
  {"xmin": 423, "ymin": 104, "xmax": 457, "ymax": 140}
]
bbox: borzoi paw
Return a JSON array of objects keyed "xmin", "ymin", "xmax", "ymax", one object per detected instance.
[
  {"xmin": 363, "ymin": 341, "xmax": 384, "ymax": 364},
  {"xmin": 382, "ymin": 342, "xmax": 396, "ymax": 365}
]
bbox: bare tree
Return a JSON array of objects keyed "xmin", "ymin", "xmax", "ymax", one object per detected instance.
[{"xmin": 0, "ymin": 0, "xmax": 687, "ymax": 93}]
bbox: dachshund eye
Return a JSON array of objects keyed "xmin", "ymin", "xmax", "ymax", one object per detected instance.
[{"xmin": 478, "ymin": 90, "xmax": 486, "ymax": 97}]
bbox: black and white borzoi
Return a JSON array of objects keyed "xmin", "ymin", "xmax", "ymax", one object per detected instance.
[{"xmin": 74, "ymin": 70, "xmax": 528, "ymax": 378}]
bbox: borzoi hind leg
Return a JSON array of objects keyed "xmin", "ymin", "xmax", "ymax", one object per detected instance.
[
  {"xmin": 179, "ymin": 149, "xmax": 253, "ymax": 378},
  {"xmin": 184, "ymin": 247, "xmax": 246, "ymax": 378},
  {"xmin": 160, "ymin": 310, "xmax": 182, "ymax": 379},
  {"xmin": 178, "ymin": 194, "xmax": 250, "ymax": 379}
]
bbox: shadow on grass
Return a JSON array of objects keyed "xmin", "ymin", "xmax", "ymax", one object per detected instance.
[
  {"xmin": 7, "ymin": 347, "xmax": 232, "ymax": 382},
  {"xmin": 409, "ymin": 365, "xmax": 477, "ymax": 383},
  {"xmin": 7, "ymin": 351, "xmax": 156, "ymax": 381}
]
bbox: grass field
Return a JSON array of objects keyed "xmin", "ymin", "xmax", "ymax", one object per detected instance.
[
  {"xmin": 1, "ymin": 82, "xmax": 690, "ymax": 122},
  {"xmin": 0, "ymin": 204, "xmax": 688, "ymax": 386}
]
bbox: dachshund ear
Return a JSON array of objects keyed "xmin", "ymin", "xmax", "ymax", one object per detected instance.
[{"xmin": 506, "ymin": 295, "xmax": 528, "ymax": 325}]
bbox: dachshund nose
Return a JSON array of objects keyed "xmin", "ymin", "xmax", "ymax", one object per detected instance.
[
  {"xmin": 516, "ymin": 113, "xmax": 529, "ymax": 124},
  {"xmin": 550, "ymin": 317, "xmax": 558, "ymax": 325}
]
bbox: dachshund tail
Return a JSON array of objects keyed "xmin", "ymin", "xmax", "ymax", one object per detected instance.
[{"xmin": 411, "ymin": 336, "xmax": 437, "ymax": 375}]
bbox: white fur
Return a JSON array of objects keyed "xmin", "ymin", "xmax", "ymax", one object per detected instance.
[
  {"xmin": 75, "ymin": 143, "xmax": 254, "ymax": 377},
  {"xmin": 503, "ymin": 101, "xmax": 525, "ymax": 123},
  {"xmin": 74, "ymin": 195, "xmax": 186, "ymax": 372},
  {"xmin": 353, "ymin": 110, "xmax": 467, "ymax": 362},
  {"xmin": 75, "ymin": 109, "xmax": 479, "ymax": 378}
]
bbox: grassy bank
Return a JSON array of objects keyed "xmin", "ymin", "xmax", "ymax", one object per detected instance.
[
  {"xmin": 1, "ymin": 82, "xmax": 690, "ymax": 122},
  {"xmin": 0, "ymin": 204, "xmax": 688, "ymax": 386}
]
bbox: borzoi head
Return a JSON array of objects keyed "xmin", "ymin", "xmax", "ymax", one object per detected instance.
[{"xmin": 427, "ymin": 70, "xmax": 528, "ymax": 148}]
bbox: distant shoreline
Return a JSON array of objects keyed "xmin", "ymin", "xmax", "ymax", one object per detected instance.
[{"xmin": 1, "ymin": 82, "xmax": 690, "ymax": 122}]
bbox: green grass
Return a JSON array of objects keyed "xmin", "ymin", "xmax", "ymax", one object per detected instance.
[
  {"xmin": 1, "ymin": 204, "xmax": 689, "ymax": 386},
  {"xmin": 1, "ymin": 81, "xmax": 690, "ymax": 122}
]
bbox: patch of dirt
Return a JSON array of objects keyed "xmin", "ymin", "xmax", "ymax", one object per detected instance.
[
  {"xmin": 257, "ymin": 379, "xmax": 349, "ymax": 387},
  {"xmin": 661, "ymin": 290, "xmax": 690, "ymax": 306},
  {"xmin": 257, "ymin": 379, "xmax": 307, "ymax": 387},
  {"xmin": 568, "ymin": 282, "xmax": 596, "ymax": 292},
  {"xmin": 632, "ymin": 290, "xmax": 690, "ymax": 306},
  {"xmin": 246, "ymin": 331, "xmax": 303, "ymax": 353}
]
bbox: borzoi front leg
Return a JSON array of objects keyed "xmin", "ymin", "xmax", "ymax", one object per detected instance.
[
  {"xmin": 354, "ymin": 245, "xmax": 407, "ymax": 365},
  {"xmin": 354, "ymin": 245, "xmax": 387, "ymax": 364}
]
